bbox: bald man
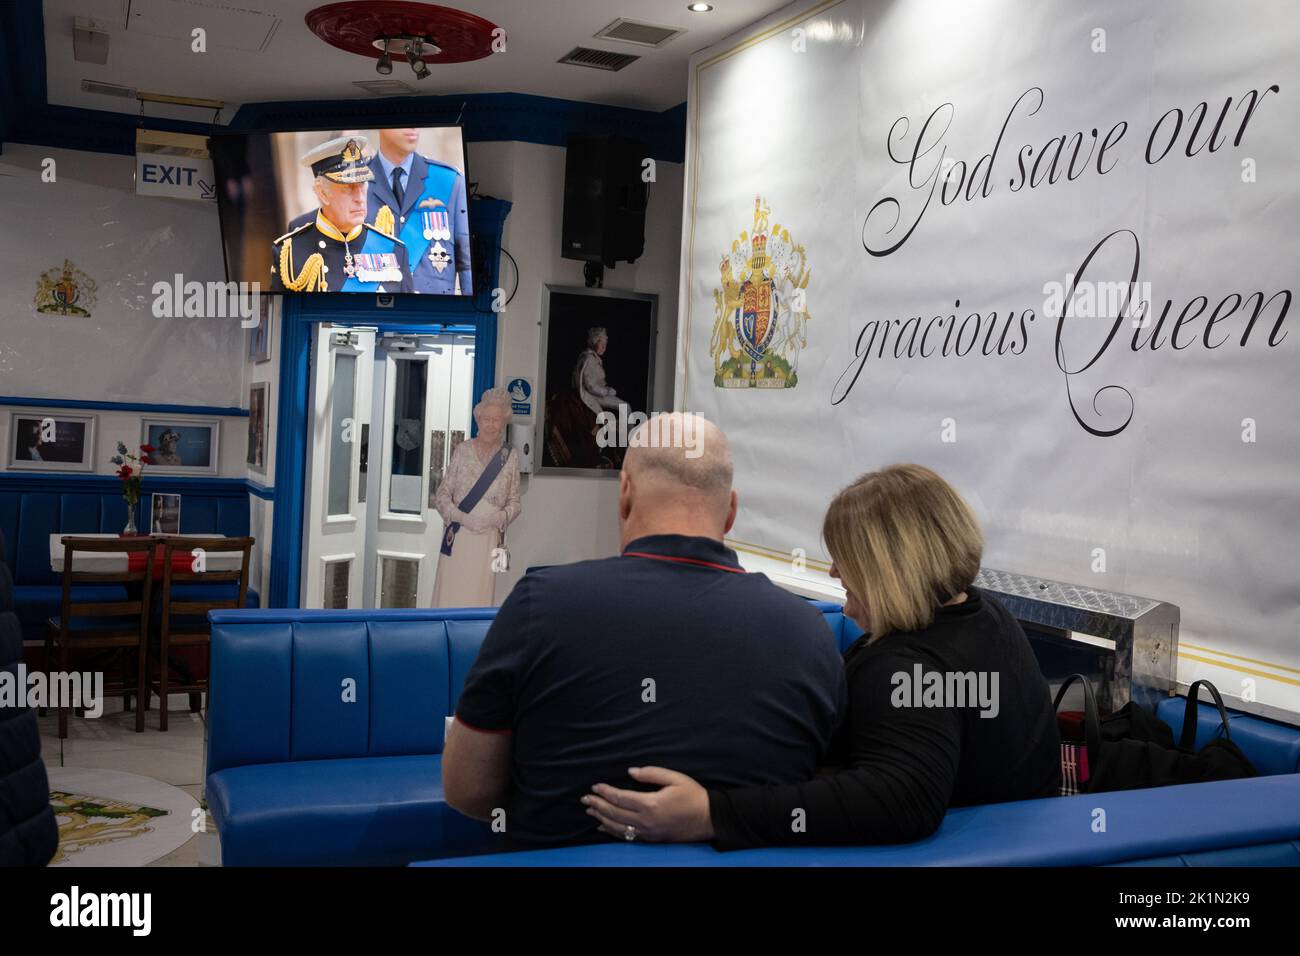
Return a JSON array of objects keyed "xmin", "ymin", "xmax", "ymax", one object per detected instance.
[{"xmin": 444, "ymin": 414, "xmax": 846, "ymax": 847}]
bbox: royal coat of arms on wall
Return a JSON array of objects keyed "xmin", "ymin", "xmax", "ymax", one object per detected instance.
[
  {"xmin": 34, "ymin": 259, "xmax": 97, "ymax": 316},
  {"xmin": 710, "ymin": 196, "xmax": 810, "ymax": 388}
]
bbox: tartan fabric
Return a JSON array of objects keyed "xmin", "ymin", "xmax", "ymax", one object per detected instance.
[
  {"xmin": 1058, "ymin": 710, "xmax": 1090, "ymax": 795},
  {"xmin": 1060, "ymin": 742, "xmax": 1090, "ymax": 795}
]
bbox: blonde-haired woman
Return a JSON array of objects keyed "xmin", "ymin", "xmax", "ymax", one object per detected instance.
[
  {"xmin": 583, "ymin": 464, "xmax": 1060, "ymax": 846},
  {"xmin": 431, "ymin": 387, "xmax": 521, "ymax": 608}
]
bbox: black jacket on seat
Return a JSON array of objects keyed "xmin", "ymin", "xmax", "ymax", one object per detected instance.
[{"xmin": 0, "ymin": 610, "xmax": 58, "ymax": 865}]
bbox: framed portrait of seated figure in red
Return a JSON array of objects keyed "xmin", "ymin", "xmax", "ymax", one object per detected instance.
[{"xmin": 537, "ymin": 285, "xmax": 657, "ymax": 477}]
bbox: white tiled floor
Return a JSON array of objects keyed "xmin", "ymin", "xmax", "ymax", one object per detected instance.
[{"xmin": 39, "ymin": 695, "xmax": 218, "ymax": 866}]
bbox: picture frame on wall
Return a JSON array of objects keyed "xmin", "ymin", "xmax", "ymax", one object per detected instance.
[
  {"xmin": 141, "ymin": 418, "xmax": 220, "ymax": 475},
  {"xmin": 150, "ymin": 493, "xmax": 182, "ymax": 535},
  {"xmin": 6, "ymin": 411, "xmax": 96, "ymax": 472},
  {"xmin": 537, "ymin": 285, "xmax": 657, "ymax": 476},
  {"xmin": 247, "ymin": 382, "xmax": 268, "ymax": 474},
  {"xmin": 248, "ymin": 295, "xmax": 272, "ymax": 363}
]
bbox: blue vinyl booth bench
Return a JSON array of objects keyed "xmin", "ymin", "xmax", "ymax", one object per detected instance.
[
  {"xmin": 206, "ymin": 604, "xmax": 1300, "ymax": 867},
  {"xmin": 0, "ymin": 483, "xmax": 259, "ymax": 644}
]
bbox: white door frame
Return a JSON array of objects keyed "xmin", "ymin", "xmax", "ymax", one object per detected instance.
[
  {"xmin": 301, "ymin": 324, "xmax": 375, "ymax": 608},
  {"xmin": 362, "ymin": 332, "xmax": 475, "ymax": 607}
]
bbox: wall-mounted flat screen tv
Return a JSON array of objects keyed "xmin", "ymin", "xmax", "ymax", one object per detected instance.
[{"xmin": 212, "ymin": 127, "xmax": 472, "ymax": 296}]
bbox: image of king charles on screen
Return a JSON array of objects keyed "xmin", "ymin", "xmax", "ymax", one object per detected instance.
[
  {"xmin": 271, "ymin": 135, "xmax": 413, "ymax": 294},
  {"xmin": 273, "ymin": 129, "xmax": 472, "ymax": 295}
]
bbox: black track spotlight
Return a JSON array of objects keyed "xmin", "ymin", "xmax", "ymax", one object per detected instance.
[
  {"xmin": 406, "ymin": 39, "xmax": 431, "ymax": 79},
  {"xmin": 376, "ymin": 38, "xmax": 393, "ymax": 76}
]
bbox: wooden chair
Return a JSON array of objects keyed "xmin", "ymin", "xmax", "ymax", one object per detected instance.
[
  {"xmin": 45, "ymin": 536, "xmax": 157, "ymax": 736},
  {"xmin": 151, "ymin": 536, "xmax": 253, "ymax": 731}
]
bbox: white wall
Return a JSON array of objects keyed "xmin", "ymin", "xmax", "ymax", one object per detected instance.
[
  {"xmin": 0, "ymin": 144, "xmax": 245, "ymax": 406},
  {"xmin": 467, "ymin": 140, "xmax": 684, "ymax": 598},
  {"xmin": 0, "ymin": 143, "xmax": 250, "ymax": 474},
  {"xmin": 0, "ymin": 142, "xmax": 268, "ymax": 592},
  {"xmin": 0, "ymin": 405, "xmax": 247, "ymax": 477}
]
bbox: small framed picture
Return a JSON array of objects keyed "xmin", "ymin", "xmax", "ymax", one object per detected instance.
[
  {"xmin": 248, "ymin": 296, "xmax": 272, "ymax": 363},
  {"xmin": 247, "ymin": 383, "xmax": 269, "ymax": 475},
  {"xmin": 150, "ymin": 493, "xmax": 181, "ymax": 535},
  {"xmin": 141, "ymin": 419, "xmax": 220, "ymax": 475},
  {"xmin": 7, "ymin": 411, "xmax": 96, "ymax": 472}
]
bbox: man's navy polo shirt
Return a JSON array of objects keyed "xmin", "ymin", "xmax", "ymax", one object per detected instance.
[{"xmin": 454, "ymin": 533, "xmax": 847, "ymax": 846}]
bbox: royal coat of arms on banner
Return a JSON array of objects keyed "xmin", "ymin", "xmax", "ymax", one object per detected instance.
[
  {"xmin": 710, "ymin": 196, "xmax": 810, "ymax": 388},
  {"xmin": 34, "ymin": 260, "xmax": 97, "ymax": 317}
]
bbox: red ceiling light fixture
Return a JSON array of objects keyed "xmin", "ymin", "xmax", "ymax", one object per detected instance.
[{"xmin": 305, "ymin": 1, "xmax": 500, "ymax": 80}]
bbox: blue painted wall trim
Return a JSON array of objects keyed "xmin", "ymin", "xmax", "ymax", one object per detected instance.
[
  {"xmin": 466, "ymin": 200, "xmax": 510, "ymax": 412},
  {"xmin": 0, "ymin": 472, "xmax": 251, "ymax": 495},
  {"xmin": 0, "ymin": 468, "xmax": 270, "ymax": 503},
  {"xmin": 371, "ymin": 323, "xmax": 477, "ymax": 336},
  {"xmin": 0, "ymin": 396, "xmax": 248, "ymax": 417},
  {"xmin": 0, "ymin": 0, "xmax": 49, "ymax": 156},
  {"xmin": 268, "ymin": 299, "xmax": 311, "ymax": 609},
  {"xmin": 246, "ymin": 481, "xmax": 276, "ymax": 501},
  {"xmin": 230, "ymin": 93, "xmax": 687, "ymax": 163},
  {"xmin": 1, "ymin": 2, "xmax": 686, "ymax": 162}
]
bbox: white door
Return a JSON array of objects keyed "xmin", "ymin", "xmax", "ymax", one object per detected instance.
[
  {"xmin": 301, "ymin": 324, "xmax": 375, "ymax": 608},
  {"xmin": 366, "ymin": 333, "xmax": 475, "ymax": 608}
]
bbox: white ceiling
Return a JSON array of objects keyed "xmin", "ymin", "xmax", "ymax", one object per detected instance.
[{"xmin": 44, "ymin": 0, "xmax": 790, "ymax": 121}]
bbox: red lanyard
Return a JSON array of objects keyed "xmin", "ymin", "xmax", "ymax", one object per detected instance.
[{"xmin": 622, "ymin": 551, "xmax": 746, "ymax": 574}]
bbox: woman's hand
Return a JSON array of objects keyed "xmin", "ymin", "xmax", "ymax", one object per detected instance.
[
  {"xmin": 581, "ymin": 767, "xmax": 714, "ymax": 843},
  {"xmin": 459, "ymin": 513, "xmax": 486, "ymax": 533}
]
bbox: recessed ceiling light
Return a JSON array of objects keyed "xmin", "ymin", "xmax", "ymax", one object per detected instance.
[{"xmin": 688, "ymin": 3, "xmax": 714, "ymax": 12}]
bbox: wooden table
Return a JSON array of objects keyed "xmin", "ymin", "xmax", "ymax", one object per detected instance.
[
  {"xmin": 48, "ymin": 533, "xmax": 245, "ymax": 717},
  {"xmin": 48, "ymin": 533, "xmax": 244, "ymax": 574}
]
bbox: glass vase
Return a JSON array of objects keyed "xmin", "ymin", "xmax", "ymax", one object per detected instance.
[{"xmin": 123, "ymin": 500, "xmax": 139, "ymax": 536}]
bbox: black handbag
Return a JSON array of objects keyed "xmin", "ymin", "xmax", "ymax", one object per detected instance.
[{"xmin": 1054, "ymin": 675, "xmax": 1257, "ymax": 794}]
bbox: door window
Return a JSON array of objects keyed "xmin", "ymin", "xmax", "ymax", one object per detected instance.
[
  {"xmin": 322, "ymin": 558, "xmax": 352, "ymax": 609},
  {"xmin": 326, "ymin": 352, "xmax": 357, "ymax": 517},
  {"xmin": 388, "ymin": 358, "xmax": 428, "ymax": 515}
]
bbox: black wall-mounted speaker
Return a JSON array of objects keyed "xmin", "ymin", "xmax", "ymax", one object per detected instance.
[{"xmin": 561, "ymin": 133, "xmax": 649, "ymax": 268}]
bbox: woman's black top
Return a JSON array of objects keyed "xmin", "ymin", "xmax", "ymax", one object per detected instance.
[{"xmin": 708, "ymin": 587, "xmax": 1061, "ymax": 848}]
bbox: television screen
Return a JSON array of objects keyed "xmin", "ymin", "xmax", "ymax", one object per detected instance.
[{"xmin": 213, "ymin": 127, "xmax": 472, "ymax": 296}]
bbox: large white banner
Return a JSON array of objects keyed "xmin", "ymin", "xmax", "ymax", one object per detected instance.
[{"xmin": 678, "ymin": 0, "xmax": 1299, "ymax": 714}]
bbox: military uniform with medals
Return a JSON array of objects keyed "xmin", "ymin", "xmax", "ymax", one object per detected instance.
[
  {"xmin": 270, "ymin": 137, "xmax": 414, "ymax": 294},
  {"xmin": 367, "ymin": 152, "xmax": 473, "ymax": 295},
  {"xmin": 270, "ymin": 215, "xmax": 414, "ymax": 293}
]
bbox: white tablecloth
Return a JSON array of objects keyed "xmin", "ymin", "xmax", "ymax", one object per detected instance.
[{"xmin": 48, "ymin": 534, "xmax": 244, "ymax": 574}]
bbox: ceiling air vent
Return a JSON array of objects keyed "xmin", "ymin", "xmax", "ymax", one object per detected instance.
[
  {"xmin": 129, "ymin": 0, "xmax": 280, "ymax": 53},
  {"xmin": 558, "ymin": 46, "xmax": 641, "ymax": 72},
  {"xmin": 594, "ymin": 18, "xmax": 684, "ymax": 48},
  {"xmin": 352, "ymin": 79, "xmax": 418, "ymax": 96},
  {"xmin": 81, "ymin": 79, "xmax": 137, "ymax": 98}
]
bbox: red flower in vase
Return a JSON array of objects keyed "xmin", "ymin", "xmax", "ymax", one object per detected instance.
[
  {"xmin": 117, "ymin": 464, "xmax": 133, "ymax": 479},
  {"xmin": 140, "ymin": 444, "xmax": 157, "ymax": 454}
]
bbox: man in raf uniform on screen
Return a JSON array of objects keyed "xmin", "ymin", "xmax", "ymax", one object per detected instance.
[
  {"xmin": 270, "ymin": 135, "xmax": 413, "ymax": 294},
  {"xmin": 366, "ymin": 127, "xmax": 472, "ymax": 295}
]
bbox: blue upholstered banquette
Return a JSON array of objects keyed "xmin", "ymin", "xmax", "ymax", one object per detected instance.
[{"xmin": 205, "ymin": 604, "xmax": 1300, "ymax": 867}]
